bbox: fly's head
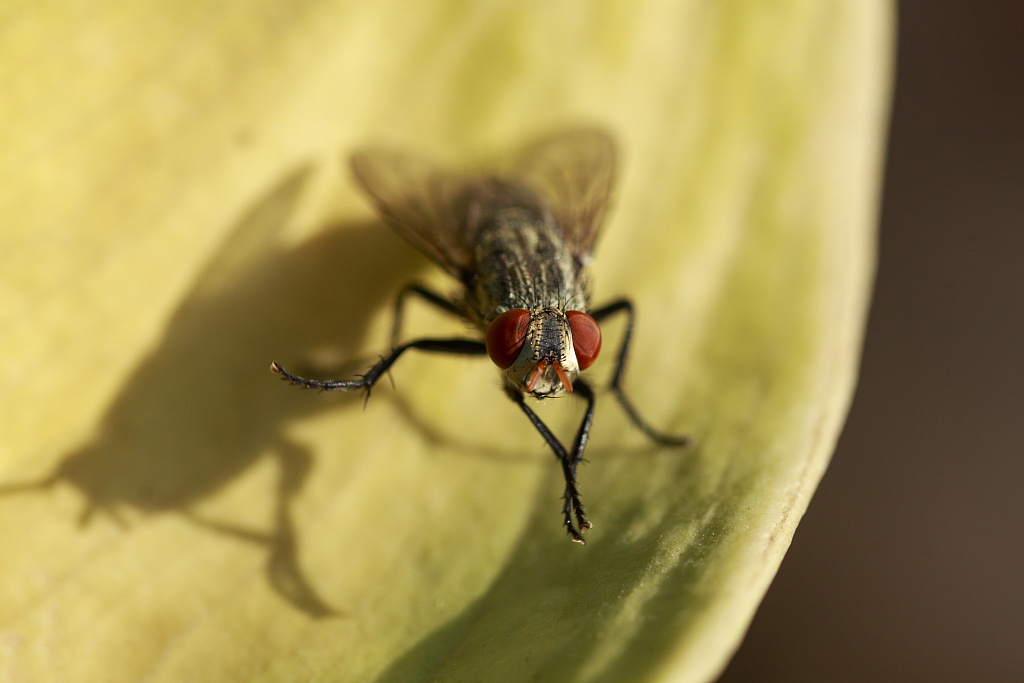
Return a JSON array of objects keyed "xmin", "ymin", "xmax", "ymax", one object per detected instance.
[{"xmin": 485, "ymin": 307, "xmax": 602, "ymax": 399}]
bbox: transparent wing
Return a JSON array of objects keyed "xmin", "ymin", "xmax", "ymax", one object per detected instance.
[
  {"xmin": 512, "ymin": 128, "xmax": 617, "ymax": 258},
  {"xmin": 351, "ymin": 128, "xmax": 617, "ymax": 275},
  {"xmin": 350, "ymin": 148, "xmax": 479, "ymax": 278}
]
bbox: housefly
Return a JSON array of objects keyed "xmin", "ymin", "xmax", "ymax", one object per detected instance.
[{"xmin": 271, "ymin": 128, "xmax": 689, "ymax": 543}]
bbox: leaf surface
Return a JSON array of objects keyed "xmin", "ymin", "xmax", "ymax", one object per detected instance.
[{"xmin": 0, "ymin": 2, "xmax": 892, "ymax": 681}]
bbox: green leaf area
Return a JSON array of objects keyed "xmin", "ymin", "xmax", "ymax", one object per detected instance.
[{"xmin": 0, "ymin": 2, "xmax": 891, "ymax": 681}]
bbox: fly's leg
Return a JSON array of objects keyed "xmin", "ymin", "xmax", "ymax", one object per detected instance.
[
  {"xmin": 567, "ymin": 378, "xmax": 597, "ymax": 535},
  {"xmin": 272, "ymin": 338, "xmax": 486, "ymax": 406},
  {"xmin": 504, "ymin": 384, "xmax": 595, "ymax": 544},
  {"xmin": 391, "ymin": 283, "xmax": 465, "ymax": 348},
  {"xmin": 591, "ymin": 299, "xmax": 691, "ymax": 447}
]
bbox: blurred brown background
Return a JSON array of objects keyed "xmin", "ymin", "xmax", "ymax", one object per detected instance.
[{"xmin": 720, "ymin": 2, "xmax": 1024, "ymax": 681}]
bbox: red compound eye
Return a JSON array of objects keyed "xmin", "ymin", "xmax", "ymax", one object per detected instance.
[
  {"xmin": 567, "ymin": 311, "xmax": 601, "ymax": 369},
  {"xmin": 486, "ymin": 309, "xmax": 531, "ymax": 369}
]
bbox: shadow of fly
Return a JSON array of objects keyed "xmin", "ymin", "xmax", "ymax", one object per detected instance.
[{"xmin": 272, "ymin": 128, "xmax": 689, "ymax": 543}]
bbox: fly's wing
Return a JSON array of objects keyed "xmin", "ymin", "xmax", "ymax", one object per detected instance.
[
  {"xmin": 512, "ymin": 128, "xmax": 617, "ymax": 260},
  {"xmin": 350, "ymin": 148, "xmax": 478, "ymax": 278}
]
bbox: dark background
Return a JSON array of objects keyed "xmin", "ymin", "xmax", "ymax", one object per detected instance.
[{"xmin": 720, "ymin": 2, "xmax": 1024, "ymax": 681}]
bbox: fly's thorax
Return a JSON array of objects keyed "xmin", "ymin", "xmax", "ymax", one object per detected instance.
[
  {"xmin": 502, "ymin": 307, "xmax": 579, "ymax": 399},
  {"xmin": 469, "ymin": 210, "xmax": 587, "ymax": 322}
]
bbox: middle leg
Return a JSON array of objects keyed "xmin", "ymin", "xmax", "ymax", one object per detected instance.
[
  {"xmin": 590, "ymin": 299, "xmax": 690, "ymax": 447},
  {"xmin": 273, "ymin": 338, "xmax": 487, "ymax": 405},
  {"xmin": 390, "ymin": 282, "xmax": 466, "ymax": 348}
]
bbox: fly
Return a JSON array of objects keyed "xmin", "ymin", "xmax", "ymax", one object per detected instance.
[{"xmin": 271, "ymin": 128, "xmax": 689, "ymax": 543}]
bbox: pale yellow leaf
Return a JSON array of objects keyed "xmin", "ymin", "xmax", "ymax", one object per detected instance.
[{"xmin": 0, "ymin": 2, "xmax": 892, "ymax": 681}]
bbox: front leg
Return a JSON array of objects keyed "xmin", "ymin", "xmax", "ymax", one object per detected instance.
[
  {"xmin": 272, "ymin": 338, "xmax": 487, "ymax": 406},
  {"xmin": 504, "ymin": 381, "xmax": 597, "ymax": 544},
  {"xmin": 590, "ymin": 299, "xmax": 690, "ymax": 447}
]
